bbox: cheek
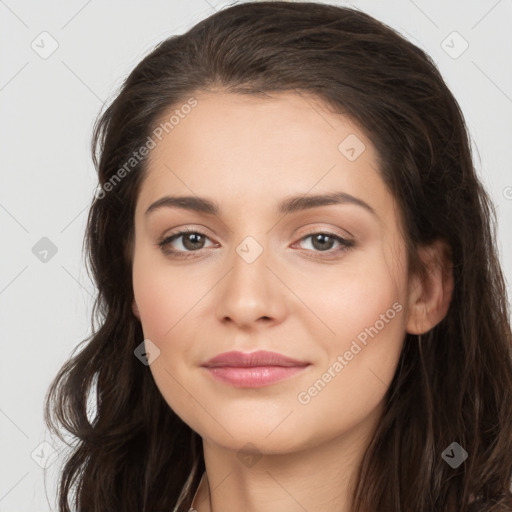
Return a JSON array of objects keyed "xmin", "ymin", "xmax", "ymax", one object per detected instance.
[
  {"xmin": 294, "ymin": 248, "xmax": 406, "ymax": 425},
  {"xmin": 318, "ymin": 269, "xmax": 404, "ymax": 352},
  {"xmin": 132, "ymin": 255, "xmax": 207, "ymax": 426},
  {"xmin": 291, "ymin": 298, "xmax": 405, "ymax": 451},
  {"xmin": 132, "ymin": 249, "xmax": 205, "ymax": 342},
  {"xmin": 288, "ymin": 239, "xmax": 406, "ymax": 357}
]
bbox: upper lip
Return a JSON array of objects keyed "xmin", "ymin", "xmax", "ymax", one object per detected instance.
[{"xmin": 202, "ymin": 350, "xmax": 310, "ymax": 368}]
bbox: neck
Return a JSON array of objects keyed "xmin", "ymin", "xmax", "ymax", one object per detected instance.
[{"xmin": 192, "ymin": 404, "xmax": 382, "ymax": 512}]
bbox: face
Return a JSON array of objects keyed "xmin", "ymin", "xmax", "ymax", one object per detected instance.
[{"xmin": 131, "ymin": 91, "xmax": 410, "ymax": 454}]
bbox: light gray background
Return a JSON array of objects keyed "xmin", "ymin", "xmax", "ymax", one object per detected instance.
[{"xmin": 1, "ymin": 0, "xmax": 511, "ymax": 510}]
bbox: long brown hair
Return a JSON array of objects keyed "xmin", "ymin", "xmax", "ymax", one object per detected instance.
[{"xmin": 44, "ymin": 2, "xmax": 512, "ymax": 510}]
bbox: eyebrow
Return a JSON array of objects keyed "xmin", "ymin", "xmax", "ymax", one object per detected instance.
[{"xmin": 144, "ymin": 191, "xmax": 378, "ymax": 218}]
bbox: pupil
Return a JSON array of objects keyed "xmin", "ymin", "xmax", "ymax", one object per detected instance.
[
  {"xmin": 185, "ymin": 233, "xmax": 203, "ymax": 249},
  {"xmin": 313, "ymin": 234, "xmax": 332, "ymax": 251}
]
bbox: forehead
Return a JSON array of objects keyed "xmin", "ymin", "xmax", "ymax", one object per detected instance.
[{"xmin": 136, "ymin": 91, "xmax": 394, "ymax": 224}]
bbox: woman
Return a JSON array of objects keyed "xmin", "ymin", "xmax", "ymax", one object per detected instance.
[{"xmin": 44, "ymin": 2, "xmax": 512, "ymax": 511}]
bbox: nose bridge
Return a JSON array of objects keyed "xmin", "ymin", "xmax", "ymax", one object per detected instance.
[
  {"xmin": 224, "ymin": 209, "xmax": 272, "ymax": 271},
  {"xmin": 231, "ymin": 232, "xmax": 271, "ymax": 295},
  {"xmin": 216, "ymin": 230, "xmax": 283, "ymax": 324}
]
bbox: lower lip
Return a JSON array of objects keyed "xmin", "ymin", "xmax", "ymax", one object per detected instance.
[{"xmin": 203, "ymin": 365, "xmax": 308, "ymax": 387}]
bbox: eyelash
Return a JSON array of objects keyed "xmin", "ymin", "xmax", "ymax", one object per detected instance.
[{"xmin": 156, "ymin": 227, "xmax": 355, "ymax": 260}]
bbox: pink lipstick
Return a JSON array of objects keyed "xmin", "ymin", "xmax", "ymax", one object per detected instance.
[{"xmin": 201, "ymin": 350, "xmax": 310, "ymax": 388}]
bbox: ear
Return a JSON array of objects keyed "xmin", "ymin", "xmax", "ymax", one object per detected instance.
[
  {"xmin": 132, "ymin": 299, "xmax": 140, "ymax": 320},
  {"xmin": 405, "ymin": 239, "xmax": 454, "ymax": 335}
]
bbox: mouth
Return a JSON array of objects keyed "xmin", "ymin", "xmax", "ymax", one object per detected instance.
[
  {"xmin": 203, "ymin": 366, "xmax": 309, "ymax": 387},
  {"xmin": 201, "ymin": 350, "xmax": 311, "ymax": 388}
]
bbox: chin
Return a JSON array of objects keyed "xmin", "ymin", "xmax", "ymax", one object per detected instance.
[
  {"xmin": 191, "ymin": 412, "xmax": 324, "ymax": 456},
  {"xmin": 209, "ymin": 431, "xmax": 306, "ymax": 456}
]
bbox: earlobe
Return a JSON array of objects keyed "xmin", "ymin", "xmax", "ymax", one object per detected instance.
[{"xmin": 405, "ymin": 240, "xmax": 454, "ymax": 335}]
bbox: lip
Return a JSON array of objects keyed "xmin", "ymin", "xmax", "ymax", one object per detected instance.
[{"xmin": 201, "ymin": 350, "xmax": 311, "ymax": 388}]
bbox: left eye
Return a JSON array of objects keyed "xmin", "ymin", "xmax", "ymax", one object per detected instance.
[
  {"xmin": 157, "ymin": 229, "xmax": 216, "ymax": 256},
  {"xmin": 157, "ymin": 229, "xmax": 354, "ymax": 259},
  {"xmin": 295, "ymin": 232, "xmax": 353, "ymax": 253}
]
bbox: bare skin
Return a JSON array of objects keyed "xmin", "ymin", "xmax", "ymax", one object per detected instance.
[{"xmin": 131, "ymin": 91, "xmax": 453, "ymax": 512}]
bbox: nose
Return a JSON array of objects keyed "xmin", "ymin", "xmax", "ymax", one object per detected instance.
[{"xmin": 215, "ymin": 240, "xmax": 287, "ymax": 329}]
